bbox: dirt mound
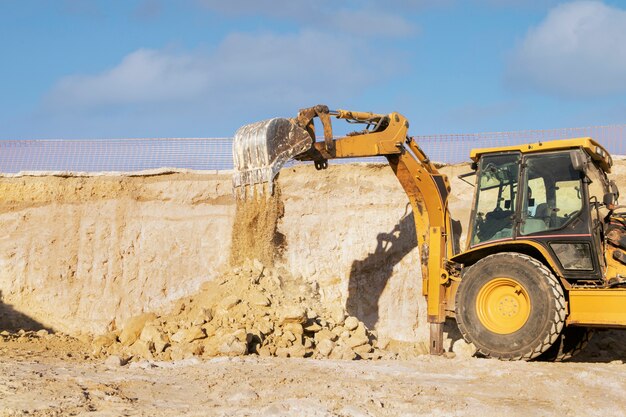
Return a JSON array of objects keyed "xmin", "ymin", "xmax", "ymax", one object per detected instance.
[{"xmin": 93, "ymin": 261, "xmax": 391, "ymax": 362}]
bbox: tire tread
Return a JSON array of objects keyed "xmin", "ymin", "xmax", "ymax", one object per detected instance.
[{"xmin": 455, "ymin": 252, "xmax": 566, "ymax": 361}]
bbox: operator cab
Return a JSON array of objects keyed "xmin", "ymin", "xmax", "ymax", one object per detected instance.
[{"xmin": 467, "ymin": 138, "xmax": 616, "ymax": 282}]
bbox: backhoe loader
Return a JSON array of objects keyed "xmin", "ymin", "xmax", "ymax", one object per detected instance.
[{"xmin": 232, "ymin": 104, "xmax": 626, "ymax": 360}]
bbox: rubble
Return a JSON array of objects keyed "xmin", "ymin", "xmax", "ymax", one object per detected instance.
[{"xmin": 93, "ymin": 260, "xmax": 386, "ymax": 362}]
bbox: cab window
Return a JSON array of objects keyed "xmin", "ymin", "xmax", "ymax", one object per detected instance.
[
  {"xmin": 520, "ymin": 152, "xmax": 582, "ymax": 235},
  {"xmin": 471, "ymin": 154, "xmax": 520, "ymax": 244}
]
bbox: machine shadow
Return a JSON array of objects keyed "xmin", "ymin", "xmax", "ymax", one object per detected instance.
[
  {"xmin": 0, "ymin": 291, "xmax": 51, "ymax": 332},
  {"xmin": 346, "ymin": 207, "xmax": 417, "ymax": 330},
  {"xmin": 567, "ymin": 329, "xmax": 626, "ymax": 363}
]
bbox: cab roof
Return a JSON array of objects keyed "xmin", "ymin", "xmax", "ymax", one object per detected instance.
[{"xmin": 469, "ymin": 137, "xmax": 612, "ymax": 173}]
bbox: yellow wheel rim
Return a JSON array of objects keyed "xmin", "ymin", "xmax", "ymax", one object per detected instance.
[{"xmin": 476, "ymin": 278, "xmax": 530, "ymax": 334}]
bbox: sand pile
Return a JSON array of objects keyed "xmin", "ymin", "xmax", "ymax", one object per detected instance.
[{"xmin": 92, "ymin": 260, "xmax": 386, "ymax": 362}]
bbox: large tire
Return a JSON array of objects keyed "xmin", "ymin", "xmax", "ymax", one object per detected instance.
[
  {"xmin": 455, "ymin": 252, "xmax": 566, "ymax": 360},
  {"xmin": 536, "ymin": 327, "xmax": 592, "ymax": 362}
]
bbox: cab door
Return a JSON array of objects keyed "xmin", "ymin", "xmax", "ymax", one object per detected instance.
[{"xmin": 518, "ymin": 151, "xmax": 602, "ymax": 280}]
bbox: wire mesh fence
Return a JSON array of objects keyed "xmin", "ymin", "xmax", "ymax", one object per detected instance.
[
  {"xmin": 0, "ymin": 124, "xmax": 624, "ymax": 173},
  {"xmin": 416, "ymin": 124, "xmax": 626, "ymax": 164}
]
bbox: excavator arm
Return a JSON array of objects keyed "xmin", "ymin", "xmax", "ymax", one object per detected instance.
[{"xmin": 233, "ymin": 104, "xmax": 458, "ymax": 354}]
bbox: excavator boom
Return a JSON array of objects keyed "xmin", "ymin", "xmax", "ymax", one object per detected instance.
[{"xmin": 232, "ymin": 104, "xmax": 457, "ymax": 354}]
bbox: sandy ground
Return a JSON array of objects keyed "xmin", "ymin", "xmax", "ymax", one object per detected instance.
[{"xmin": 1, "ymin": 335, "xmax": 625, "ymax": 417}]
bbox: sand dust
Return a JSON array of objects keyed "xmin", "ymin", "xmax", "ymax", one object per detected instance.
[{"xmin": 230, "ymin": 183, "xmax": 285, "ymax": 268}]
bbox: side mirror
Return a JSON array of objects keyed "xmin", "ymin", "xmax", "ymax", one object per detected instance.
[
  {"xmin": 570, "ymin": 151, "xmax": 587, "ymax": 172},
  {"xmin": 528, "ymin": 198, "xmax": 535, "ymax": 208},
  {"xmin": 603, "ymin": 192, "xmax": 615, "ymax": 207},
  {"xmin": 610, "ymin": 180, "xmax": 620, "ymax": 200}
]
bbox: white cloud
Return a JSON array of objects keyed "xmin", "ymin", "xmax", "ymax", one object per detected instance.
[
  {"xmin": 46, "ymin": 49, "xmax": 211, "ymax": 109},
  {"xmin": 40, "ymin": 31, "xmax": 400, "ymax": 136},
  {"xmin": 507, "ymin": 1, "xmax": 626, "ymax": 97}
]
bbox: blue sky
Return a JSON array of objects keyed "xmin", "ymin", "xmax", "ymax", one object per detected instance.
[{"xmin": 1, "ymin": 0, "xmax": 625, "ymax": 139}]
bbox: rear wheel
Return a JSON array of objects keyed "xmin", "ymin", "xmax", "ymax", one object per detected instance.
[{"xmin": 455, "ymin": 252, "xmax": 566, "ymax": 360}]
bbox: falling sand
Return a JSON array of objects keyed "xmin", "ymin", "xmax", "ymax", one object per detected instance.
[{"xmin": 230, "ymin": 182, "xmax": 285, "ymax": 267}]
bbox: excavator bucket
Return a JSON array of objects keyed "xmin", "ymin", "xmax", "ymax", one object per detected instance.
[{"xmin": 232, "ymin": 117, "xmax": 312, "ymax": 196}]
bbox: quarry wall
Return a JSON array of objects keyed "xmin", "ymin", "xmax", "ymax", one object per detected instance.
[{"xmin": 0, "ymin": 163, "xmax": 499, "ymax": 343}]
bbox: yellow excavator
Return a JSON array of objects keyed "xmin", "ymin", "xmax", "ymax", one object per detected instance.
[{"xmin": 233, "ymin": 104, "xmax": 626, "ymax": 360}]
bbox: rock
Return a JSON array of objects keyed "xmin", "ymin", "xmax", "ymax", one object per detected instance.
[
  {"xmin": 306, "ymin": 309, "xmax": 319, "ymax": 320},
  {"xmin": 328, "ymin": 305, "xmax": 346, "ymax": 325},
  {"xmin": 168, "ymin": 342, "xmax": 203, "ymax": 360},
  {"xmin": 104, "ymin": 355, "xmax": 125, "ymax": 367},
  {"xmin": 347, "ymin": 335, "xmax": 369, "ymax": 349},
  {"xmin": 93, "ymin": 332, "xmax": 118, "ymax": 349},
  {"xmin": 257, "ymin": 345, "xmax": 276, "ymax": 357},
  {"xmin": 287, "ymin": 343, "xmax": 306, "ymax": 358},
  {"xmin": 163, "ymin": 321, "xmax": 180, "ymax": 336},
  {"xmin": 256, "ymin": 320, "xmax": 273, "ymax": 336},
  {"xmin": 316, "ymin": 339, "xmax": 335, "ymax": 357},
  {"xmin": 170, "ymin": 326, "xmax": 206, "ymax": 344},
  {"xmin": 315, "ymin": 329, "xmax": 338, "ymax": 344},
  {"xmin": 344, "ymin": 316, "xmax": 359, "ymax": 331},
  {"xmin": 169, "ymin": 346, "xmax": 188, "ymax": 361},
  {"xmin": 346, "ymin": 324, "xmax": 369, "ymax": 349},
  {"xmin": 247, "ymin": 291, "xmax": 271, "ymax": 307},
  {"xmin": 130, "ymin": 340, "xmax": 154, "ymax": 360},
  {"xmin": 284, "ymin": 323, "xmax": 303, "ymax": 336},
  {"xmin": 202, "ymin": 339, "xmax": 220, "ymax": 357},
  {"xmin": 275, "ymin": 347, "xmax": 290, "ymax": 358},
  {"xmin": 140, "ymin": 325, "xmax": 169, "ymax": 353},
  {"xmin": 35, "ymin": 329, "xmax": 49, "ymax": 337},
  {"xmin": 202, "ymin": 322, "xmax": 217, "ymax": 338},
  {"xmin": 119, "ymin": 313, "xmax": 157, "ymax": 346},
  {"xmin": 279, "ymin": 306, "xmax": 306, "ymax": 324},
  {"xmin": 329, "ymin": 345, "xmax": 357, "ymax": 360},
  {"xmin": 353, "ymin": 344, "xmax": 372, "ymax": 356},
  {"xmin": 231, "ymin": 329, "xmax": 247, "ymax": 342},
  {"xmin": 303, "ymin": 337, "xmax": 313, "ymax": 349},
  {"xmin": 331, "ymin": 326, "xmax": 345, "ymax": 338},
  {"xmin": 220, "ymin": 339, "xmax": 248, "ymax": 356},
  {"xmin": 353, "ymin": 323, "xmax": 368, "ymax": 338},
  {"xmin": 304, "ymin": 322, "xmax": 322, "ymax": 332},
  {"xmin": 218, "ymin": 295, "xmax": 241, "ymax": 311},
  {"xmin": 275, "ymin": 336, "xmax": 290, "ymax": 349},
  {"xmin": 451, "ymin": 340, "xmax": 476, "ymax": 359},
  {"xmin": 283, "ymin": 331, "xmax": 297, "ymax": 343},
  {"xmin": 190, "ymin": 308, "xmax": 212, "ymax": 326},
  {"xmin": 186, "ymin": 341, "xmax": 205, "ymax": 357}
]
